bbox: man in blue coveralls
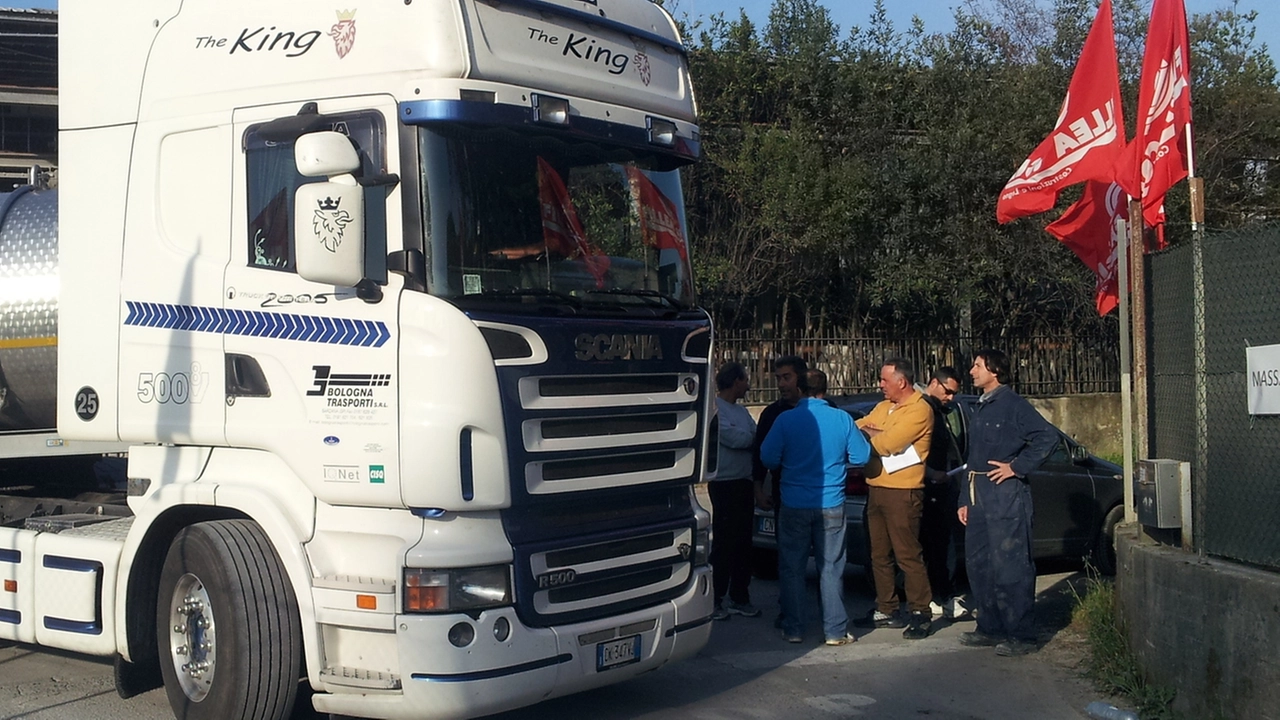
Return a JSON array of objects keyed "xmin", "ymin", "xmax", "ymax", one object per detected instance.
[
  {"xmin": 957, "ymin": 349, "xmax": 1056, "ymax": 657},
  {"xmin": 760, "ymin": 366, "xmax": 871, "ymax": 646}
]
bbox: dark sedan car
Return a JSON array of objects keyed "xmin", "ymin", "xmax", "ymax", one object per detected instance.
[{"xmin": 752, "ymin": 394, "xmax": 1125, "ymax": 577}]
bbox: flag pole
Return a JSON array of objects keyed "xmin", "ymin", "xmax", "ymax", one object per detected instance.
[
  {"xmin": 1117, "ymin": 215, "xmax": 1135, "ymax": 524},
  {"xmin": 1185, "ymin": 122, "xmax": 1207, "ymax": 553}
]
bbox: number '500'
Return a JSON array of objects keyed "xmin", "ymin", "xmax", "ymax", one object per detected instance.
[{"xmin": 138, "ymin": 371, "xmax": 208, "ymax": 404}]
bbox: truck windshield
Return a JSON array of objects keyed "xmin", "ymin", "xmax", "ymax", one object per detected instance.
[{"xmin": 417, "ymin": 125, "xmax": 696, "ymax": 311}]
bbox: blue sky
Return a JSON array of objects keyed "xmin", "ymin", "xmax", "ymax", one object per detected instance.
[
  {"xmin": 5, "ymin": 0, "xmax": 1274, "ymax": 62},
  {"xmin": 675, "ymin": 0, "xmax": 1275, "ymax": 60}
]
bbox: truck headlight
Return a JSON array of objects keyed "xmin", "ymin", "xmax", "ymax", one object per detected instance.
[
  {"xmin": 403, "ymin": 565, "xmax": 513, "ymax": 613},
  {"xmin": 694, "ymin": 528, "xmax": 711, "ymax": 567}
]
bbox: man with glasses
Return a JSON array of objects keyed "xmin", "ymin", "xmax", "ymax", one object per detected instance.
[{"xmin": 919, "ymin": 367, "xmax": 966, "ymax": 618}]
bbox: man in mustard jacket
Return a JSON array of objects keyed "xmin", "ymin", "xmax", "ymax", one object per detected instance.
[{"xmin": 856, "ymin": 357, "xmax": 935, "ymax": 639}]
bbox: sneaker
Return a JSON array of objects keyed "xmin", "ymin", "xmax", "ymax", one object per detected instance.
[
  {"xmin": 995, "ymin": 639, "xmax": 1038, "ymax": 657},
  {"xmin": 902, "ymin": 611, "xmax": 932, "ymax": 640},
  {"xmin": 929, "ymin": 601, "xmax": 945, "ymax": 620},
  {"xmin": 946, "ymin": 596, "xmax": 974, "ymax": 621},
  {"xmin": 824, "ymin": 632, "xmax": 857, "ymax": 646},
  {"xmin": 711, "ymin": 605, "xmax": 731, "ymax": 622},
  {"xmin": 856, "ymin": 610, "xmax": 906, "ymax": 629},
  {"xmin": 781, "ymin": 630, "xmax": 803, "ymax": 644},
  {"xmin": 959, "ymin": 630, "xmax": 1003, "ymax": 647},
  {"xmin": 725, "ymin": 600, "xmax": 762, "ymax": 618}
]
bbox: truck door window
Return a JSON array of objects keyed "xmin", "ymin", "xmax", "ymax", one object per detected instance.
[{"xmin": 243, "ymin": 111, "xmax": 387, "ymax": 272}]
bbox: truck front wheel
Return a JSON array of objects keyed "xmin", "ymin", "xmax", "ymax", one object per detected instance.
[{"xmin": 157, "ymin": 519, "xmax": 302, "ymax": 720}]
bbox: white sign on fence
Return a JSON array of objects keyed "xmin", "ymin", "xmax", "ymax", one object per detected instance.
[{"xmin": 1246, "ymin": 344, "xmax": 1280, "ymax": 414}]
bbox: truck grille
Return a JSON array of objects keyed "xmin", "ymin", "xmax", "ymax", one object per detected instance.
[
  {"xmin": 517, "ymin": 373, "xmax": 701, "ymax": 494},
  {"xmin": 522, "ymin": 523, "xmax": 694, "ymax": 625}
]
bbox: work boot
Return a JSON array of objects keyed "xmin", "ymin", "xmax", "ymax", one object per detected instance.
[
  {"xmin": 995, "ymin": 639, "xmax": 1038, "ymax": 656},
  {"xmin": 959, "ymin": 630, "xmax": 1003, "ymax": 647},
  {"xmin": 902, "ymin": 611, "xmax": 932, "ymax": 640}
]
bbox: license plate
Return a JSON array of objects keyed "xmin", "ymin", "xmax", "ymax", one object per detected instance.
[
  {"xmin": 596, "ymin": 634, "xmax": 641, "ymax": 671},
  {"xmin": 758, "ymin": 516, "xmax": 775, "ymax": 536}
]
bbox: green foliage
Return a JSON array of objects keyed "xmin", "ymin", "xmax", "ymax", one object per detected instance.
[
  {"xmin": 1070, "ymin": 575, "xmax": 1178, "ymax": 719},
  {"xmin": 682, "ymin": 0, "xmax": 1280, "ymax": 335}
]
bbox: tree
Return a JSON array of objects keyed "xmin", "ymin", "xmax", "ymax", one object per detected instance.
[{"xmin": 682, "ymin": 0, "xmax": 1280, "ymax": 337}]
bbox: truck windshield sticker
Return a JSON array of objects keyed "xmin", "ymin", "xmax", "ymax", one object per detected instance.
[{"xmin": 123, "ymin": 301, "xmax": 389, "ymax": 347}]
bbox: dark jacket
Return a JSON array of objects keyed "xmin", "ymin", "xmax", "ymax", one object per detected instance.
[
  {"xmin": 960, "ymin": 385, "xmax": 1057, "ymax": 516},
  {"xmin": 752, "ymin": 399, "xmax": 794, "ymax": 486},
  {"xmin": 923, "ymin": 394, "xmax": 963, "ymax": 473}
]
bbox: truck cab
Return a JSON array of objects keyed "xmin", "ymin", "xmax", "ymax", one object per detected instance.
[{"xmin": 0, "ymin": 1, "xmax": 716, "ymax": 718}]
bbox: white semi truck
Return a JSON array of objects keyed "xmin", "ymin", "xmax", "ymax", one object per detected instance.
[{"xmin": 0, "ymin": 0, "xmax": 717, "ymax": 718}]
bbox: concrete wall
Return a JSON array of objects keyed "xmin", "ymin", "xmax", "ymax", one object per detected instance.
[
  {"xmin": 1115, "ymin": 526, "xmax": 1280, "ymax": 719},
  {"xmin": 1028, "ymin": 393, "xmax": 1121, "ymax": 459}
]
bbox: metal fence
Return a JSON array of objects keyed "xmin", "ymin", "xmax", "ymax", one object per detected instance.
[
  {"xmin": 1148, "ymin": 224, "xmax": 1280, "ymax": 570},
  {"xmin": 713, "ymin": 331, "xmax": 1119, "ymax": 404}
]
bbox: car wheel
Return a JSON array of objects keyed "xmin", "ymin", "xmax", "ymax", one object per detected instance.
[
  {"xmin": 157, "ymin": 520, "xmax": 302, "ymax": 720},
  {"xmin": 1092, "ymin": 505, "xmax": 1124, "ymax": 576},
  {"xmin": 751, "ymin": 547, "xmax": 778, "ymax": 580}
]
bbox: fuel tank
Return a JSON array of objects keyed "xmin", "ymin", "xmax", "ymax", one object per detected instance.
[{"xmin": 0, "ymin": 187, "xmax": 58, "ymax": 432}]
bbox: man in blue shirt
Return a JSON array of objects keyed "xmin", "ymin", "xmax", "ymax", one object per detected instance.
[
  {"xmin": 958, "ymin": 349, "xmax": 1057, "ymax": 657},
  {"xmin": 760, "ymin": 359, "xmax": 871, "ymax": 646}
]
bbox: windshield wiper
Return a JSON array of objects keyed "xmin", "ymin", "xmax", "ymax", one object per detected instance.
[
  {"xmin": 586, "ymin": 288, "xmax": 688, "ymax": 310},
  {"xmin": 463, "ymin": 288, "xmax": 582, "ymax": 306}
]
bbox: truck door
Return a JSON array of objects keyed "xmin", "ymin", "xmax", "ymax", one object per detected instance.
[
  {"xmin": 118, "ymin": 122, "xmax": 233, "ymax": 445},
  {"xmin": 225, "ymin": 97, "xmax": 403, "ymax": 507}
]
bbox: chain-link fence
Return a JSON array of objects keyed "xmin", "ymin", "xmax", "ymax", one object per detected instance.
[
  {"xmin": 713, "ymin": 331, "xmax": 1119, "ymax": 404},
  {"xmin": 1148, "ymin": 224, "xmax": 1280, "ymax": 570}
]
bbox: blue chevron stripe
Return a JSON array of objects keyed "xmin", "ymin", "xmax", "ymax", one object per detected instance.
[{"xmin": 123, "ymin": 301, "xmax": 390, "ymax": 348}]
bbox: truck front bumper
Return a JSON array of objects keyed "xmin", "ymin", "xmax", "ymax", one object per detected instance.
[{"xmin": 311, "ymin": 565, "xmax": 713, "ymax": 719}]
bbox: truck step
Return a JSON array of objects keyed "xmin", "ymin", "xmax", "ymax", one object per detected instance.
[
  {"xmin": 24, "ymin": 515, "xmax": 133, "ymax": 539},
  {"xmin": 320, "ymin": 666, "xmax": 402, "ymax": 691}
]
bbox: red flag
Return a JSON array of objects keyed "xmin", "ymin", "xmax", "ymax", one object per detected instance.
[
  {"xmin": 537, "ymin": 157, "xmax": 610, "ymax": 288},
  {"xmin": 1116, "ymin": 0, "xmax": 1192, "ymax": 230},
  {"xmin": 626, "ymin": 167, "xmax": 688, "ymax": 260},
  {"xmin": 1045, "ymin": 180, "xmax": 1125, "ymax": 316},
  {"xmin": 997, "ymin": 0, "xmax": 1125, "ymax": 224}
]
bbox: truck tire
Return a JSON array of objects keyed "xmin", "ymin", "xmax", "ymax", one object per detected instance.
[
  {"xmin": 1092, "ymin": 505, "xmax": 1124, "ymax": 577},
  {"xmin": 157, "ymin": 520, "xmax": 302, "ymax": 720}
]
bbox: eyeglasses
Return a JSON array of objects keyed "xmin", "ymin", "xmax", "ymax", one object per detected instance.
[{"xmin": 942, "ymin": 386, "xmax": 959, "ymax": 396}]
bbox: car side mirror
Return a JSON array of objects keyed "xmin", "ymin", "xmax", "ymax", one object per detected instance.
[
  {"xmin": 294, "ymin": 131, "xmax": 365, "ymax": 287},
  {"xmin": 1070, "ymin": 444, "xmax": 1090, "ymax": 463}
]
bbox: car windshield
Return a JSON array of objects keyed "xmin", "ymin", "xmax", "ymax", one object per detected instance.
[{"xmin": 417, "ymin": 125, "xmax": 696, "ymax": 311}]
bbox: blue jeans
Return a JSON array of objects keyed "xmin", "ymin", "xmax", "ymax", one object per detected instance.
[{"xmin": 777, "ymin": 504, "xmax": 848, "ymax": 640}]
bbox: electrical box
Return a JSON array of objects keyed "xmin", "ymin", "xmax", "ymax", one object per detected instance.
[{"xmin": 1135, "ymin": 459, "xmax": 1184, "ymax": 529}]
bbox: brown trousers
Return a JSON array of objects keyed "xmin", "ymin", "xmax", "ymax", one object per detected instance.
[{"xmin": 867, "ymin": 486, "xmax": 933, "ymax": 614}]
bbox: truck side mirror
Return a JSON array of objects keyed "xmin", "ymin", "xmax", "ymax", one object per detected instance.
[{"xmin": 294, "ymin": 131, "xmax": 365, "ymax": 287}]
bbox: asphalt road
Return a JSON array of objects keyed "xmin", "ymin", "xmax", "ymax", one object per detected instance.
[{"xmin": 0, "ymin": 562, "xmax": 1117, "ymax": 720}]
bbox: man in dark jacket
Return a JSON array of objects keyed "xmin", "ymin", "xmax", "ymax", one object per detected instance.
[
  {"xmin": 957, "ymin": 349, "xmax": 1056, "ymax": 657},
  {"xmin": 919, "ymin": 367, "xmax": 964, "ymax": 611},
  {"xmin": 751, "ymin": 356, "xmax": 805, "ymax": 511}
]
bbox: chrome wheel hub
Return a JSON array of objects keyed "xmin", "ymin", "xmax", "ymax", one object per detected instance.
[{"xmin": 167, "ymin": 573, "xmax": 217, "ymax": 701}]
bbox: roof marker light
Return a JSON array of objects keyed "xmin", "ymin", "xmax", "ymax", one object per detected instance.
[
  {"xmin": 532, "ymin": 94, "xmax": 571, "ymax": 125},
  {"xmin": 647, "ymin": 116, "xmax": 677, "ymax": 147}
]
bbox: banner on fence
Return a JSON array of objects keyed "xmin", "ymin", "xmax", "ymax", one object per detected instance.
[{"xmin": 1246, "ymin": 344, "xmax": 1280, "ymax": 415}]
